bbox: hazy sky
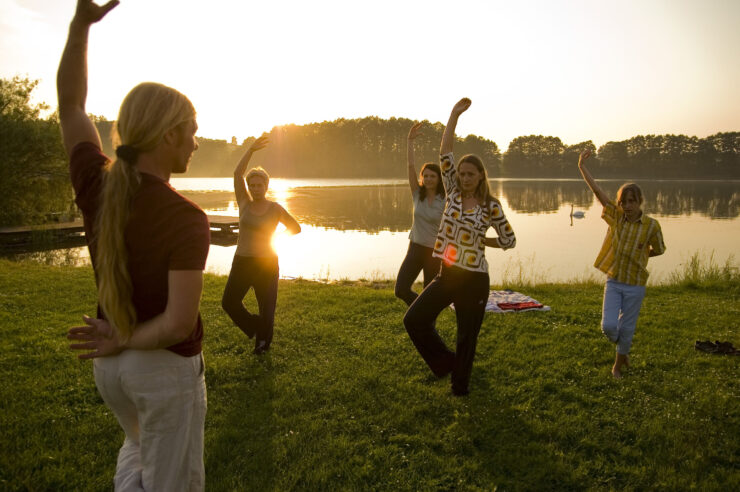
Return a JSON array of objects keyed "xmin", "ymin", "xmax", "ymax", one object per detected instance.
[{"xmin": 1, "ymin": 0, "xmax": 738, "ymax": 149}]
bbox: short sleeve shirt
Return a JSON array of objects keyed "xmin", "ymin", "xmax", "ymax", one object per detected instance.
[
  {"xmin": 409, "ymin": 188, "xmax": 445, "ymax": 248},
  {"xmin": 70, "ymin": 142, "xmax": 210, "ymax": 356},
  {"xmin": 594, "ymin": 201, "xmax": 666, "ymax": 286}
]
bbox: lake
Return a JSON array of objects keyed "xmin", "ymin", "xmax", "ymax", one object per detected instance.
[{"xmin": 8, "ymin": 178, "xmax": 740, "ymax": 284}]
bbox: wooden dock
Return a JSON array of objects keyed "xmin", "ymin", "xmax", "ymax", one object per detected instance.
[
  {"xmin": 205, "ymin": 215, "xmax": 240, "ymax": 234},
  {"xmin": 0, "ymin": 215, "xmax": 240, "ymax": 251}
]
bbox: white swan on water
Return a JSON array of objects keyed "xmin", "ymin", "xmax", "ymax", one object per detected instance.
[{"xmin": 570, "ymin": 204, "xmax": 585, "ymax": 218}]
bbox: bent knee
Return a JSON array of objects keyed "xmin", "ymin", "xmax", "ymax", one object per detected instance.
[
  {"xmin": 601, "ymin": 322, "xmax": 618, "ymax": 341},
  {"xmin": 403, "ymin": 310, "xmax": 417, "ymax": 332},
  {"xmin": 221, "ymin": 296, "xmax": 239, "ymax": 314}
]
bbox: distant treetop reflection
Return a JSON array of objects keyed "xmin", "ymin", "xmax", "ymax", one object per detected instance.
[
  {"xmin": 590, "ymin": 181, "xmax": 739, "ymax": 219},
  {"xmin": 182, "ymin": 180, "xmax": 739, "ymax": 233},
  {"xmin": 284, "ymin": 186, "xmax": 414, "ymax": 233},
  {"xmin": 501, "ymin": 181, "xmax": 594, "ymax": 214},
  {"xmin": 501, "ymin": 180, "xmax": 739, "ymax": 218},
  {"xmin": 286, "ymin": 181, "xmax": 739, "ymax": 231}
]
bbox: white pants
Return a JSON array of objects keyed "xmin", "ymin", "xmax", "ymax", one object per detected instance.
[{"xmin": 93, "ymin": 350, "xmax": 207, "ymax": 492}]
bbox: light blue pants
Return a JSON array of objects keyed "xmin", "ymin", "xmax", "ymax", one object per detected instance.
[{"xmin": 601, "ymin": 278, "xmax": 646, "ymax": 355}]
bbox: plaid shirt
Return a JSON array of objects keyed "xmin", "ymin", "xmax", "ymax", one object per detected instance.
[{"xmin": 594, "ymin": 201, "xmax": 666, "ymax": 286}]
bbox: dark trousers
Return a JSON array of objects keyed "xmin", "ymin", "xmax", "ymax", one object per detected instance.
[
  {"xmin": 222, "ymin": 255, "xmax": 279, "ymax": 351},
  {"xmin": 403, "ymin": 264, "xmax": 490, "ymax": 395},
  {"xmin": 395, "ymin": 242, "xmax": 442, "ymax": 306}
]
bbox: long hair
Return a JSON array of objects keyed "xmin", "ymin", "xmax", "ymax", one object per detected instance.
[
  {"xmin": 96, "ymin": 82, "xmax": 195, "ymax": 342},
  {"xmin": 457, "ymin": 154, "xmax": 494, "ymax": 206},
  {"xmin": 418, "ymin": 162, "xmax": 444, "ymax": 201},
  {"xmin": 616, "ymin": 182, "xmax": 644, "ymax": 206}
]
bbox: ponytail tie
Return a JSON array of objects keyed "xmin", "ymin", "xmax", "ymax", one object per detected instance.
[{"xmin": 115, "ymin": 145, "xmax": 139, "ymax": 163}]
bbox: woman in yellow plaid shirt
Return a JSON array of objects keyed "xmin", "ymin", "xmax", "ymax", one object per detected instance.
[{"xmin": 578, "ymin": 150, "xmax": 666, "ymax": 378}]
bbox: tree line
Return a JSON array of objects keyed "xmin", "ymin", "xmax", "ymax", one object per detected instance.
[
  {"xmin": 96, "ymin": 119, "xmax": 740, "ymax": 181},
  {"xmin": 504, "ymin": 133, "xmax": 739, "ymax": 178},
  {"xmin": 1, "ymin": 76, "xmax": 738, "ymax": 227}
]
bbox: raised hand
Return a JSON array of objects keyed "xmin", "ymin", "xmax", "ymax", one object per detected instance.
[
  {"xmin": 408, "ymin": 122, "xmax": 423, "ymax": 141},
  {"xmin": 451, "ymin": 97, "xmax": 472, "ymax": 117},
  {"xmin": 248, "ymin": 135, "xmax": 270, "ymax": 153},
  {"xmin": 73, "ymin": 0, "xmax": 119, "ymax": 25},
  {"xmin": 68, "ymin": 315, "xmax": 123, "ymax": 359},
  {"xmin": 578, "ymin": 149, "xmax": 592, "ymax": 165}
]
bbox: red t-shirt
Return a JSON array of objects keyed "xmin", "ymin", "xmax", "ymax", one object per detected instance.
[{"xmin": 70, "ymin": 142, "xmax": 210, "ymax": 357}]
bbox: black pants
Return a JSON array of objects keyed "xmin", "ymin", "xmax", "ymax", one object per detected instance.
[
  {"xmin": 222, "ymin": 255, "xmax": 279, "ymax": 352},
  {"xmin": 403, "ymin": 264, "xmax": 490, "ymax": 395},
  {"xmin": 395, "ymin": 242, "xmax": 442, "ymax": 306}
]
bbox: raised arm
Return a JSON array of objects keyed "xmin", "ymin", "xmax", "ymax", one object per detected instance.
[
  {"xmin": 57, "ymin": 0, "xmax": 119, "ymax": 155},
  {"xmin": 234, "ymin": 135, "xmax": 269, "ymax": 208},
  {"xmin": 406, "ymin": 122, "xmax": 422, "ymax": 195},
  {"xmin": 578, "ymin": 150, "xmax": 609, "ymax": 207},
  {"xmin": 440, "ymin": 98, "xmax": 471, "ymax": 155}
]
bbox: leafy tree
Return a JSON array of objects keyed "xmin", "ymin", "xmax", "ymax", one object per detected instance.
[
  {"xmin": 503, "ymin": 135, "xmax": 565, "ymax": 177},
  {"xmin": 0, "ymin": 77, "xmax": 72, "ymax": 226}
]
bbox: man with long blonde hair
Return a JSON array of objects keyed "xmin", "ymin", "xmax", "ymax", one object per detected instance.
[{"xmin": 60, "ymin": 1, "xmax": 210, "ymax": 489}]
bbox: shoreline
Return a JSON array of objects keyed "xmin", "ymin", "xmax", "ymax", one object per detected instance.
[{"xmin": 2, "ymin": 258, "xmax": 737, "ymax": 290}]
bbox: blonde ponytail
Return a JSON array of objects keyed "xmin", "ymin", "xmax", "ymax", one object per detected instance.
[
  {"xmin": 95, "ymin": 82, "xmax": 195, "ymax": 341},
  {"xmin": 95, "ymin": 157, "xmax": 139, "ymax": 340}
]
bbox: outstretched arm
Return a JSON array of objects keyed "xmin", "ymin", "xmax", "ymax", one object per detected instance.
[
  {"xmin": 578, "ymin": 150, "xmax": 609, "ymax": 207},
  {"xmin": 440, "ymin": 98, "xmax": 471, "ymax": 155},
  {"xmin": 406, "ymin": 122, "xmax": 422, "ymax": 195},
  {"xmin": 57, "ymin": 0, "xmax": 119, "ymax": 155},
  {"xmin": 234, "ymin": 135, "xmax": 269, "ymax": 208}
]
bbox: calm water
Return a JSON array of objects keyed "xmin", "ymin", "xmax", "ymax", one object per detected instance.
[{"xmin": 10, "ymin": 178, "xmax": 740, "ymax": 284}]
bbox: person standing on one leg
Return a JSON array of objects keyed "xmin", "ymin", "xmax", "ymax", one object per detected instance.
[
  {"xmin": 62, "ymin": 2, "xmax": 210, "ymax": 490},
  {"xmin": 221, "ymin": 135, "xmax": 301, "ymax": 354},
  {"xmin": 403, "ymin": 98, "xmax": 516, "ymax": 396},
  {"xmin": 395, "ymin": 122, "xmax": 445, "ymax": 306},
  {"xmin": 578, "ymin": 149, "xmax": 666, "ymax": 378}
]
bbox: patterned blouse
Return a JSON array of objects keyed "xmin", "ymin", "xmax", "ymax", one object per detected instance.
[{"xmin": 432, "ymin": 153, "xmax": 516, "ymax": 272}]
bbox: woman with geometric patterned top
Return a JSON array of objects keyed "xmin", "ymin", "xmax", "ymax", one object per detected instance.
[
  {"xmin": 578, "ymin": 149, "xmax": 665, "ymax": 378},
  {"xmin": 394, "ymin": 122, "xmax": 445, "ymax": 306},
  {"xmin": 403, "ymin": 98, "xmax": 516, "ymax": 396}
]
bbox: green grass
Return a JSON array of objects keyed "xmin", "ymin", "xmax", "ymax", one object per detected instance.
[
  {"xmin": 0, "ymin": 259, "xmax": 738, "ymax": 491},
  {"xmin": 668, "ymin": 251, "xmax": 740, "ymax": 288}
]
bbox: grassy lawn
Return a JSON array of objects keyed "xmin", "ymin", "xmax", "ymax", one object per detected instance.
[{"xmin": 0, "ymin": 259, "xmax": 738, "ymax": 491}]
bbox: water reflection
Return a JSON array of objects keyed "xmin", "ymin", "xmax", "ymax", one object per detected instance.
[
  {"xmin": 499, "ymin": 181, "xmax": 594, "ymax": 214},
  {"xmin": 183, "ymin": 185, "xmax": 414, "ymax": 233},
  {"xmin": 285, "ymin": 186, "xmax": 413, "ymax": 232},
  {"xmin": 4, "ymin": 179, "xmax": 738, "ymax": 283},
  {"xmin": 500, "ymin": 180, "xmax": 739, "ymax": 219},
  {"xmin": 181, "ymin": 179, "xmax": 740, "ymax": 234},
  {"xmin": 4, "ymin": 246, "xmax": 87, "ymax": 267}
]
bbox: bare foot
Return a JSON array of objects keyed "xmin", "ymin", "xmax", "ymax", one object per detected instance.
[{"xmin": 611, "ymin": 366, "xmax": 622, "ymax": 378}]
